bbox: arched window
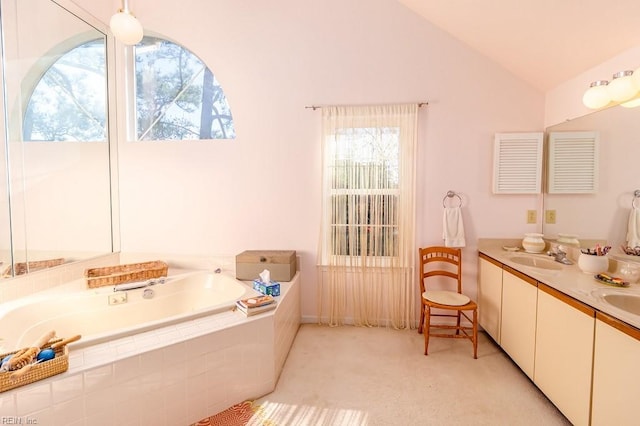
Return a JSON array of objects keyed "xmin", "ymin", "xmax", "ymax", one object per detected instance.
[
  {"xmin": 23, "ymin": 36, "xmax": 234, "ymax": 142},
  {"xmin": 134, "ymin": 36, "xmax": 235, "ymax": 140},
  {"xmin": 23, "ymin": 39, "xmax": 107, "ymax": 142}
]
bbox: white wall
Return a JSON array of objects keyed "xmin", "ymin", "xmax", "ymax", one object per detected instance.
[{"xmin": 76, "ymin": 0, "xmax": 545, "ymax": 320}]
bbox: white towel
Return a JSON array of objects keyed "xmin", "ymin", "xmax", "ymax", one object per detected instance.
[
  {"xmin": 443, "ymin": 206, "xmax": 466, "ymax": 248},
  {"xmin": 627, "ymin": 207, "xmax": 640, "ymax": 248}
]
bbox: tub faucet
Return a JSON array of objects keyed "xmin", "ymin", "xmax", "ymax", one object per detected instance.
[{"xmin": 547, "ymin": 247, "xmax": 573, "ymax": 265}]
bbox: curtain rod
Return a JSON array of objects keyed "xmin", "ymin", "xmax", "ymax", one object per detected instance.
[{"xmin": 305, "ymin": 102, "xmax": 428, "ymax": 110}]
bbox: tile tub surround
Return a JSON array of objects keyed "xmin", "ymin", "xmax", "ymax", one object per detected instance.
[
  {"xmin": 0, "ymin": 274, "xmax": 301, "ymax": 425},
  {"xmin": 478, "ymin": 239, "xmax": 640, "ymax": 329}
]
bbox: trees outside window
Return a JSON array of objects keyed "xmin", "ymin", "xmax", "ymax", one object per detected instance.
[
  {"xmin": 23, "ymin": 35, "xmax": 234, "ymax": 142},
  {"xmin": 135, "ymin": 36, "xmax": 235, "ymax": 140},
  {"xmin": 24, "ymin": 39, "xmax": 106, "ymax": 142},
  {"xmin": 317, "ymin": 104, "xmax": 418, "ymax": 328}
]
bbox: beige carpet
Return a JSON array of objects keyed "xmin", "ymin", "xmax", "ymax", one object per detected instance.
[{"xmin": 247, "ymin": 324, "xmax": 571, "ymax": 426}]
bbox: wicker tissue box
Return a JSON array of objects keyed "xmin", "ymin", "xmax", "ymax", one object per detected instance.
[{"xmin": 252, "ymin": 280, "xmax": 281, "ymax": 296}]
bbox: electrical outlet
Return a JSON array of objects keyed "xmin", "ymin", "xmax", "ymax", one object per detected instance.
[
  {"xmin": 545, "ymin": 209, "xmax": 556, "ymax": 224},
  {"xmin": 526, "ymin": 210, "xmax": 537, "ymax": 224}
]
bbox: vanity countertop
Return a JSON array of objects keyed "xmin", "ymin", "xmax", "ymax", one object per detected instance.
[{"xmin": 478, "ymin": 239, "xmax": 640, "ymax": 330}]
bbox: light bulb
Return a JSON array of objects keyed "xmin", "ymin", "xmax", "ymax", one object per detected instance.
[
  {"xmin": 582, "ymin": 80, "xmax": 610, "ymax": 109},
  {"xmin": 110, "ymin": 10, "xmax": 143, "ymax": 45},
  {"xmin": 621, "ymin": 97, "xmax": 640, "ymax": 108},
  {"xmin": 607, "ymin": 70, "xmax": 636, "ymax": 102},
  {"xmin": 632, "ymin": 67, "xmax": 640, "ymax": 91}
]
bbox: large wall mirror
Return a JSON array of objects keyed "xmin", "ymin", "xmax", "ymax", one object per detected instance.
[
  {"xmin": 0, "ymin": 0, "xmax": 115, "ymax": 277},
  {"xmin": 543, "ymin": 105, "xmax": 640, "ymax": 255}
]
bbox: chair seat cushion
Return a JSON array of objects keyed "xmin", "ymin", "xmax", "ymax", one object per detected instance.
[{"xmin": 422, "ymin": 290, "xmax": 470, "ymax": 306}]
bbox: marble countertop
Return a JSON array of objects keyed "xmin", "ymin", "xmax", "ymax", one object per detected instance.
[{"xmin": 478, "ymin": 239, "xmax": 640, "ymax": 330}]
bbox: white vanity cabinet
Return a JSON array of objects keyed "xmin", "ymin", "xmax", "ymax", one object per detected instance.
[
  {"xmin": 591, "ymin": 312, "xmax": 640, "ymax": 426},
  {"xmin": 500, "ymin": 266, "xmax": 537, "ymax": 379},
  {"xmin": 478, "ymin": 254, "xmax": 503, "ymax": 343},
  {"xmin": 534, "ymin": 284, "xmax": 595, "ymax": 426},
  {"xmin": 478, "ymin": 248, "xmax": 640, "ymax": 425}
]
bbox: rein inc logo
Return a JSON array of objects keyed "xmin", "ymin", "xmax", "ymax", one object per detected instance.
[{"xmin": 1, "ymin": 417, "xmax": 38, "ymax": 424}]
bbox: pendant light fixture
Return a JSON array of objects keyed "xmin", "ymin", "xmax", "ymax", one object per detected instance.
[{"xmin": 110, "ymin": 0, "xmax": 143, "ymax": 45}]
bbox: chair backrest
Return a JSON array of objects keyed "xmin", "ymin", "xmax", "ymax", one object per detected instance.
[{"xmin": 419, "ymin": 246, "xmax": 462, "ymax": 294}]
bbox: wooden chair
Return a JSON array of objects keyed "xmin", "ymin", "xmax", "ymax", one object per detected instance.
[{"xmin": 418, "ymin": 246, "xmax": 478, "ymax": 358}]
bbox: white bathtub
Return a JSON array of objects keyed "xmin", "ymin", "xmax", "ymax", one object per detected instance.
[
  {"xmin": 0, "ymin": 270, "xmax": 257, "ymax": 350},
  {"xmin": 0, "ymin": 258, "xmax": 300, "ymax": 425}
]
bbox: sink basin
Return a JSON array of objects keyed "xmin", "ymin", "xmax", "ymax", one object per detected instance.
[
  {"xmin": 601, "ymin": 293, "xmax": 640, "ymax": 316},
  {"xmin": 510, "ymin": 256, "xmax": 563, "ymax": 271}
]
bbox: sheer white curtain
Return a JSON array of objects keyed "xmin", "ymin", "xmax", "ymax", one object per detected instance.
[{"xmin": 317, "ymin": 104, "xmax": 418, "ymax": 328}]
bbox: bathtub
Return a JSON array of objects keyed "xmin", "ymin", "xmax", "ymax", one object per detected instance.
[
  {"xmin": 0, "ymin": 270, "xmax": 257, "ymax": 351},
  {"xmin": 0, "ymin": 268, "xmax": 301, "ymax": 425}
]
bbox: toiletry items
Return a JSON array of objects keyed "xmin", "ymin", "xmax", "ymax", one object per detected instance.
[
  {"xmin": 621, "ymin": 245, "xmax": 640, "ymax": 256},
  {"xmin": 578, "ymin": 253, "xmax": 609, "ymax": 274},
  {"xmin": 522, "ymin": 233, "xmax": 545, "ymax": 253},
  {"xmin": 580, "ymin": 245, "xmax": 611, "ymax": 256}
]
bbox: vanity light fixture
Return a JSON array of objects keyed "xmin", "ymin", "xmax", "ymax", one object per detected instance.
[
  {"xmin": 582, "ymin": 80, "xmax": 610, "ymax": 109},
  {"xmin": 584, "ymin": 68, "xmax": 640, "ymax": 109},
  {"xmin": 109, "ymin": 0, "xmax": 143, "ymax": 45},
  {"xmin": 608, "ymin": 70, "xmax": 636, "ymax": 102}
]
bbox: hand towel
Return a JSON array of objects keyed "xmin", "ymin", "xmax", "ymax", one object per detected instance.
[
  {"xmin": 627, "ymin": 207, "xmax": 640, "ymax": 248},
  {"xmin": 443, "ymin": 206, "xmax": 466, "ymax": 248}
]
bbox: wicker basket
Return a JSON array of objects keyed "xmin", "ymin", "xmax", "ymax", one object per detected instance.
[
  {"xmin": 85, "ymin": 260, "xmax": 169, "ymax": 288},
  {"xmin": 0, "ymin": 339, "xmax": 69, "ymax": 393},
  {"xmin": 2, "ymin": 258, "xmax": 65, "ymax": 277}
]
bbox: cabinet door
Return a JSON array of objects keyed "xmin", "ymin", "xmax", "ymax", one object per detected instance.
[
  {"xmin": 500, "ymin": 267, "xmax": 537, "ymax": 379},
  {"xmin": 592, "ymin": 313, "xmax": 640, "ymax": 426},
  {"xmin": 534, "ymin": 284, "xmax": 594, "ymax": 426},
  {"xmin": 478, "ymin": 255, "xmax": 503, "ymax": 343}
]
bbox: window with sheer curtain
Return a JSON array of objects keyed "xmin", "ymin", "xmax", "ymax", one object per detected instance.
[{"xmin": 318, "ymin": 104, "xmax": 418, "ymax": 328}]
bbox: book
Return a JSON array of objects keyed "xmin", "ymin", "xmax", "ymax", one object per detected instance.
[
  {"xmin": 235, "ymin": 299, "xmax": 277, "ymax": 316},
  {"xmin": 237, "ymin": 295, "xmax": 276, "ymax": 309}
]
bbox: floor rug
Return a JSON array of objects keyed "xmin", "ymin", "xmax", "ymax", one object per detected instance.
[{"xmin": 192, "ymin": 401, "xmax": 273, "ymax": 426}]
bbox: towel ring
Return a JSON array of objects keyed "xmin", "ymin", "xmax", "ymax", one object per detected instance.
[
  {"xmin": 633, "ymin": 189, "xmax": 640, "ymax": 209},
  {"xmin": 442, "ymin": 190, "xmax": 462, "ymax": 208}
]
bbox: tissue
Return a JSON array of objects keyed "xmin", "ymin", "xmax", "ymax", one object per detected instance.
[{"xmin": 253, "ymin": 269, "xmax": 281, "ymax": 296}]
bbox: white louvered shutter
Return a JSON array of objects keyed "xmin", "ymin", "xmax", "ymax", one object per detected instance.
[
  {"xmin": 548, "ymin": 131, "xmax": 599, "ymax": 194},
  {"xmin": 493, "ymin": 132, "xmax": 543, "ymax": 194}
]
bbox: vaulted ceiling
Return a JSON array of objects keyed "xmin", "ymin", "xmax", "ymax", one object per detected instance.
[{"xmin": 396, "ymin": 0, "xmax": 640, "ymax": 92}]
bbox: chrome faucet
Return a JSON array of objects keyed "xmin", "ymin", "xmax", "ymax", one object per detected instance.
[{"xmin": 547, "ymin": 247, "xmax": 573, "ymax": 265}]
